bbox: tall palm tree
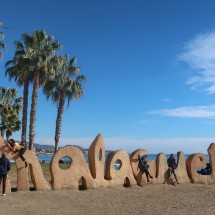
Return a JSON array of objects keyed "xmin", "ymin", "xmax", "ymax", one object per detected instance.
[
  {"xmin": 43, "ymin": 55, "xmax": 87, "ymax": 153},
  {"xmin": 5, "ymin": 41, "xmax": 33, "ymax": 143},
  {"xmin": 0, "ymin": 22, "xmax": 6, "ymax": 60},
  {"xmin": 20, "ymin": 30, "xmax": 61, "ymax": 150},
  {"xmin": 0, "ymin": 87, "xmax": 22, "ymax": 140}
]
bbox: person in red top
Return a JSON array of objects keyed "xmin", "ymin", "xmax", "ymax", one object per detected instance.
[{"xmin": 167, "ymin": 154, "xmax": 179, "ymax": 184}]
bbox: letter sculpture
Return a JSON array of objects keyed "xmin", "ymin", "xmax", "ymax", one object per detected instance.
[{"xmin": 0, "ymin": 135, "xmax": 214, "ymax": 193}]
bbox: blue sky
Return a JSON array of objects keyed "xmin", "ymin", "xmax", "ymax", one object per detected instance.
[{"xmin": 1, "ymin": 0, "xmax": 215, "ymax": 153}]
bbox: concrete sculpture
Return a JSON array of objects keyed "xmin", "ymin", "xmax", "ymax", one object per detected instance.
[
  {"xmin": 130, "ymin": 149, "xmax": 156, "ymax": 185},
  {"xmin": 0, "ymin": 134, "xmax": 214, "ymax": 193},
  {"xmin": 105, "ymin": 150, "xmax": 136, "ymax": 186},
  {"xmin": 186, "ymin": 143, "xmax": 215, "ymax": 184}
]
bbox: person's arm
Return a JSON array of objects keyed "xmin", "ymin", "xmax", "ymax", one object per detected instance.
[
  {"xmin": 13, "ymin": 143, "xmax": 24, "ymax": 152},
  {"xmin": 7, "ymin": 143, "xmax": 14, "ymax": 151}
]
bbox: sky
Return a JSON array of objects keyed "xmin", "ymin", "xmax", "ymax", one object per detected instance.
[{"xmin": 1, "ymin": 0, "xmax": 215, "ymax": 154}]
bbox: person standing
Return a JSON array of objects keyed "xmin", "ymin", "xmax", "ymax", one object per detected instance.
[
  {"xmin": 167, "ymin": 153, "xmax": 179, "ymax": 184},
  {"xmin": 0, "ymin": 153, "xmax": 11, "ymax": 196}
]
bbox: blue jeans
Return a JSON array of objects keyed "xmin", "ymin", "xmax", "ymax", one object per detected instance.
[
  {"xmin": 168, "ymin": 167, "xmax": 178, "ymax": 181},
  {"xmin": 0, "ymin": 175, "xmax": 7, "ymax": 194}
]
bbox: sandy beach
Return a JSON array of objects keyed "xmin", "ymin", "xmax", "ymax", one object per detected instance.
[{"xmin": 1, "ymin": 182, "xmax": 215, "ymax": 215}]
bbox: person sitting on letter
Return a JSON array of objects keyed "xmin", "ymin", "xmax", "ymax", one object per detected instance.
[
  {"xmin": 167, "ymin": 153, "xmax": 179, "ymax": 184},
  {"xmin": 7, "ymin": 139, "xmax": 29, "ymax": 168},
  {"xmin": 138, "ymin": 154, "xmax": 153, "ymax": 182}
]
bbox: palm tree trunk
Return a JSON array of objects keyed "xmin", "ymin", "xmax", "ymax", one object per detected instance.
[
  {"xmin": 21, "ymin": 79, "xmax": 29, "ymax": 144},
  {"xmin": 54, "ymin": 94, "xmax": 65, "ymax": 153},
  {"xmin": 6, "ymin": 129, "xmax": 12, "ymax": 142},
  {"xmin": 1, "ymin": 129, "xmax": 5, "ymax": 139},
  {"xmin": 29, "ymin": 70, "xmax": 39, "ymax": 150}
]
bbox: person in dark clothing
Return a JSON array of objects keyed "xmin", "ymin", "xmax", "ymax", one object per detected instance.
[
  {"xmin": 138, "ymin": 154, "xmax": 153, "ymax": 182},
  {"xmin": 197, "ymin": 163, "xmax": 211, "ymax": 175},
  {"xmin": 0, "ymin": 153, "xmax": 11, "ymax": 196},
  {"xmin": 167, "ymin": 154, "xmax": 179, "ymax": 184},
  {"xmin": 7, "ymin": 139, "xmax": 28, "ymax": 168},
  {"xmin": 202, "ymin": 163, "xmax": 211, "ymax": 175}
]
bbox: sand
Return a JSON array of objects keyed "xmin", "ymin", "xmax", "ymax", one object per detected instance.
[{"xmin": 1, "ymin": 183, "xmax": 215, "ymax": 215}]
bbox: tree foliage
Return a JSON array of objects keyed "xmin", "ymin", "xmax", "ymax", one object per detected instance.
[
  {"xmin": 0, "ymin": 87, "xmax": 22, "ymax": 141},
  {"xmin": 43, "ymin": 55, "xmax": 87, "ymax": 152},
  {"xmin": 5, "ymin": 40, "xmax": 33, "ymax": 143},
  {"xmin": 10, "ymin": 30, "xmax": 61, "ymax": 149},
  {"xmin": 0, "ymin": 22, "xmax": 6, "ymax": 60}
]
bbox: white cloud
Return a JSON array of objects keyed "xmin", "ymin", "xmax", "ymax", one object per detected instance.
[
  {"xmin": 179, "ymin": 31, "xmax": 215, "ymax": 94},
  {"xmin": 162, "ymin": 99, "xmax": 171, "ymax": 102},
  {"xmin": 147, "ymin": 104, "xmax": 215, "ymax": 118},
  {"xmin": 35, "ymin": 135, "xmax": 214, "ymax": 154}
]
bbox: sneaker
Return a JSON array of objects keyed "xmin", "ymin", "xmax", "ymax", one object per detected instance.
[
  {"xmin": 2, "ymin": 194, "xmax": 6, "ymax": 196},
  {"xmin": 177, "ymin": 180, "xmax": 179, "ymax": 184}
]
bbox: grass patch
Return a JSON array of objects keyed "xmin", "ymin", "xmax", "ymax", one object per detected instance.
[
  {"xmin": 10, "ymin": 162, "xmax": 71, "ymax": 176},
  {"xmin": 41, "ymin": 163, "xmax": 51, "ymax": 175},
  {"xmin": 59, "ymin": 163, "xmax": 71, "ymax": 169},
  {"xmin": 10, "ymin": 162, "xmax": 17, "ymax": 173}
]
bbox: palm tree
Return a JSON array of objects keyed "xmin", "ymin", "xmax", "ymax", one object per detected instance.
[
  {"xmin": 43, "ymin": 55, "xmax": 87, "ymax": 153},
  {"xmin": 0, "ymin": 87, "xmax": 22, "ymax": 140},
  {"xmin": 5, "ymin": 41, "xmax": 33, "ymax": 143},
  {"xmin": 20, "ymin": 30, "xmax": 61, "ymax": 150},
  {"xmin": 1, "ymin": 114, "xmax": 21, "ymax": 141},
  {"xmin": 0, "ymin": 22, "xmax": 6, "ymax": 60}
]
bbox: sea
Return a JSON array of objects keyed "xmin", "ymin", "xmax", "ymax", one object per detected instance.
[{"xmin": 37, "ymin": 153, "xmax": 210, "ymax": 164}]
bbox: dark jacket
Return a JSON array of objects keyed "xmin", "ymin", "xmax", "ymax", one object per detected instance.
[
  {"xmin": 138, "ymin": 155, "xmax": 148, "ymax": 172},
  {"xmin": 167, "ymin": 158, "xmax": 176, "ymax": 168},
  {"xmin": 0, "ymin": 155, "xmax": 11, "ymax": 176}
]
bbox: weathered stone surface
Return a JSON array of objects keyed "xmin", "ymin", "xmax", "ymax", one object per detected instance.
[
  {"xmin": 208, "ymin": 143, "xmax": 215, "ymax": 183},
  {"xmin": 16, "ymin": 150, "xmax": 51, "ymax": 191},
  {"xmin": 156, "ymin": 153, "xmax": 169, "ymax": 184},
  {"xmin": 0, "ymin": 141, "xmax": 50, "ymax": 191},
  {"xmin": 186, "ymin": 153, "xmax": 208, "ymax": 184},
  {"xmin": 174, "ymin": 152, "xmax": 190, "ymax": 183},
  {"xmin": 130, "ymin": 149, "xmax": 156, "ymax": 185},
  {"xmin": 186, "ymin": 143, "xmax": 215, "ymax": 184},
  {"xmin": 88, "ymin": 134, "xmax": 105, "ymax": 180},
  {"xmin": 1, "ymin": 133, "xmax": 215, "ymax": 192},
  {"xmin": 105, "ymin": 150, "xmax": 136, "ymax": 187},
  {"xmin": 50, "ymin": 146, "xmax": 95, "ymax": 190}
]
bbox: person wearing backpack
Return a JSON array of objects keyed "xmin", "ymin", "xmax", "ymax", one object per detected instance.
[{"xmin": 167, "ymin": 153, "xmax": 179, "ymax": 184}]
